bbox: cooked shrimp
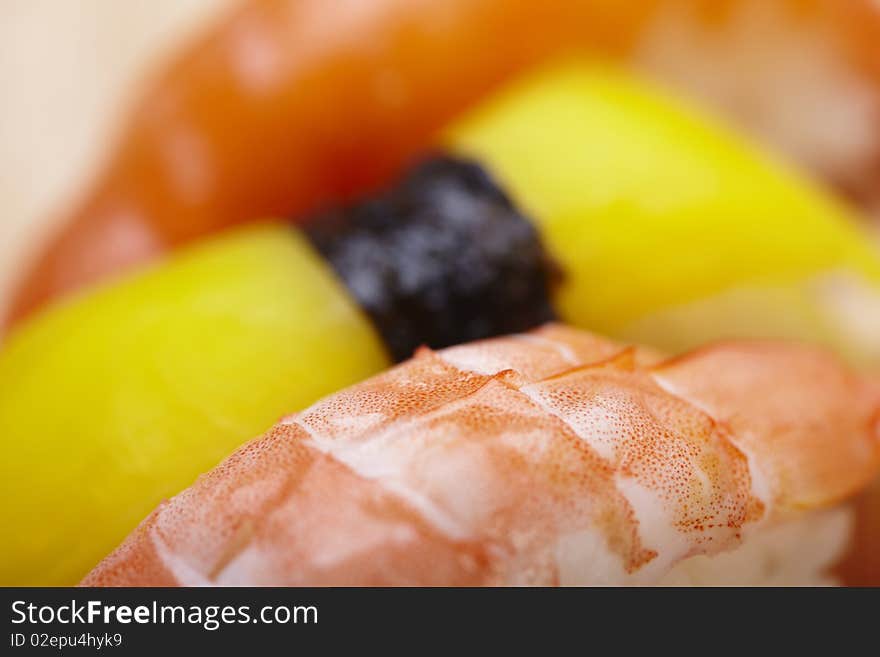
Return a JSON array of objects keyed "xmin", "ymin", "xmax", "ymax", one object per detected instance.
[{"xmin": 82, "ymin": 325, "xmax": 880, "ymax": 586}]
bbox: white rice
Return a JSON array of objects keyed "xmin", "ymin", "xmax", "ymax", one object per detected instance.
[{"xmin": 657, "ymin": 505, "xmax": 853, "ymax": 586}]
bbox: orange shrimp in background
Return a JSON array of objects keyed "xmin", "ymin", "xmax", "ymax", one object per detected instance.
[
  {"xmin": 82, "ymin": 325, "xmax": 880, "ymax": 586},
  {"xmin": 8, "ymin": 0, "xmax": 880, "ymax": 328}
]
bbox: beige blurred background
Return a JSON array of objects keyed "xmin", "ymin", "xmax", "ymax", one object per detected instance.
[{"xmin": 0, "ymin": 0, "xmax": 232, "ymax": 313}]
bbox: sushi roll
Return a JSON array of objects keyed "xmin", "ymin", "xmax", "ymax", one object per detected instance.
[
  {"xmin": 5, "ymin": 60, "xmax": 880, "ymax": 586},
  {"xmin": 7, "ymin": 0, "xmax": 880, "ymax": 326},
  {"xmin": 82, "ymin": 325, "xmax": 880, "ymax": 586}
]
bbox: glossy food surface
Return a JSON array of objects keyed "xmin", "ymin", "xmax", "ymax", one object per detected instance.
[
  {"xmin": 303, "ymin": 155, "xmax": 558, "ymax": 361},
  {"xmin": 446, "ymin": 62, "xmax": 880, "ymax": 364},
  {"xmin": 82, "ymin": 325, "xmax": 880, "ymax": 586},
  {"xmin": 0, "ymin": 225, "xmax": 388, "ymax": 585}
]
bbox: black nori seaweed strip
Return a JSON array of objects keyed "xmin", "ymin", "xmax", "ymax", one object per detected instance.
[{"xmin": 302, "ymin": 155, "xmax": 561, "ymax": 362}]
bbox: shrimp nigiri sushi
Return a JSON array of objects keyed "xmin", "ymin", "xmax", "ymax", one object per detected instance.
[{"xmin": 83, "ymin": 325, "xmax": 880, "ymax": 586}]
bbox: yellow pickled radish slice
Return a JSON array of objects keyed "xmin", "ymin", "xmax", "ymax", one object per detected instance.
[
  {"xmin": 0, "ymin": 225, "xmax": 388, "ymax": 585},
  {"xmin": 446, "ymin": 61, "xmax": 880, "ymax": 363}
]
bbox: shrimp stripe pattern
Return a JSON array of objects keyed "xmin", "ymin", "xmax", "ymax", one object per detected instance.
[{"xmin": 82, "ymin": 324, "xmax": 880, "ymax": 586}]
